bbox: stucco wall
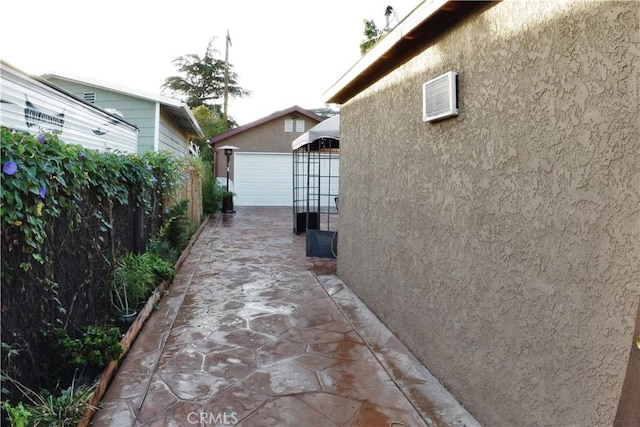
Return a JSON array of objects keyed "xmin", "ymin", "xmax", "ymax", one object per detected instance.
[{"xmin": 337, "ymin": 1, "xmax": 639, "ymax": 426}]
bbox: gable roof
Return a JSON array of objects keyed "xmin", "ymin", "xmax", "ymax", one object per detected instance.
[
  {"xmin": 324, "ymin": 0, "xmax": 495, "ymax": 104},
  {"xmin": 209, "ymin": 105, "xmax": 324, "ymax": 145},
  {"xmin": 40, "ymin": 72, "xmax": 204, "ymax": 138}
]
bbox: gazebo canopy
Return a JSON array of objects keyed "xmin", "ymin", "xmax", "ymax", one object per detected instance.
[{"xmin": 291, "ymin": 114, "xmax": 340, "ymax": 151}]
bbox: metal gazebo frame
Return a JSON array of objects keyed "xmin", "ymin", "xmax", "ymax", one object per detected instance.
[{"xmin": 291, "ymin": 115, "xmax": 340, "ymax": 258}]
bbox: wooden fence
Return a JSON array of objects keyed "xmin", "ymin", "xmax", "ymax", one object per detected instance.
[{"xmin": 172, "ymin": 166, "xmax": 203, "ymax": 228}]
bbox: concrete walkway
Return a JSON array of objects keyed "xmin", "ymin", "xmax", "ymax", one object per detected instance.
[{"xmin": 91, "ymin": 207, "xmax": 478, "ymax": 427}]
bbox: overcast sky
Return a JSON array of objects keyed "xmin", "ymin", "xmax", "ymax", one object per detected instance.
[{"xmin": 1, "ymin": 0, "xmax": 415, "ymax": 125}]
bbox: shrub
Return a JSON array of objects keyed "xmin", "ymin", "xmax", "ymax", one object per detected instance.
[
  {"xmin": 45, "ymin": 326, "xmax": 122, "ymax": 372},
  {"xmin": 202, "ymin": 165, "xmax": 224, "ymax": 214},
  {"xmin": 2, "ymin": 376, "xmax": 97, "ymax": 427},
  {"xmin": 0, "ymin": 127, "xmax": 187, "ymax": 404},
  {"xmin": 110, "ymin": 251, "xmax": 176, "ymax": 312},
  {"xmin": 145, "ymin": 238, "xmax": 180, "ymax": 265},
  {"xmin": 142, "ymin": 252, "xmax": 175, "ymax": 282},
  {"xmin": 110, "ymin": 253, "xmax": 156, "ymax": 311},
  {"xmin": 163, "ymin": 200, "xmax": 191, "ymax": 250}
]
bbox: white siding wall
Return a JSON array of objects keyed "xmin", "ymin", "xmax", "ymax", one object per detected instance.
[
  {"xmin": 1, "ymin": 64, "xmax": 138, "ymax": 153},
  {"xmin": 158, "ymin": 111, "xmax": 188, "ymax": 156}
]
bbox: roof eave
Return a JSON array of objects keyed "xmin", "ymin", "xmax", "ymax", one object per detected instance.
[
  {"xmin": 162, "ymin": 104, "xmax": 204, "ymax": 138},
  {"xmin": 324, "ymin": 0, "xmax": 497, "ymax": 105},
  {"xmin": 40, "ymin": 72, "xmax": 184, "ymax": 107},
  {"xmin": 41, "ymin": 72, "xmax": 203, "ymax": 138}
]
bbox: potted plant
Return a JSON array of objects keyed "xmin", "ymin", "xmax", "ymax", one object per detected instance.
[
  {"xmin": 110, "ymin": 256, "xmax": 138, "ymax": 325},
  {"xmin": 110, "ymin": 252, "xmax": 171, "ymax": 326}
]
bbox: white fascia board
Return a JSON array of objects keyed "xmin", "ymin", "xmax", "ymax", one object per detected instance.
[{"xmin": 323, "ymin": 0, "xmax": 449, "ymax": 104}]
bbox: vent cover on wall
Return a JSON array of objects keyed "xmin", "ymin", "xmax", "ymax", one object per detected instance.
[
  {"xmin": 422, "ymin": 71, "xmax": 458, "ymax": 122},
  {"xmin": 83, "ymin": 92, "xmax": 96, "ymax": 104}
]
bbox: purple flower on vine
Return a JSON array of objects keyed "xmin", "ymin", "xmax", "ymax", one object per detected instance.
[
  {"xmin": 79, "ymin": 151, "xmax": 87, "ymax": 159},
  {"xmin": 39, "ymin": 186, "xmax": 47, "ymax": 199},
  {"xmin": 2, "ymin": 161, "xmax": 17, "ymax": 176},
  {"xmin": 36, "ymin": 133, "xmax": 46, "ymax": 143}
]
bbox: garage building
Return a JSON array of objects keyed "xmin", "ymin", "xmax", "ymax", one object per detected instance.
[{"xmin": 209, "ymin": 106, "xmax": 324, "ymax": 207}]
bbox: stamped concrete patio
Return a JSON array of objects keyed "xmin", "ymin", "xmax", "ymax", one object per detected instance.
[{"xmin": 90, "ymin": 207, "xmax": 478, "ymax": 427}]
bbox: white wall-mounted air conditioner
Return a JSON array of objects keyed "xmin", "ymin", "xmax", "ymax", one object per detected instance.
[{"xmin": 422, "ymin": 71, "xmax": 458, "ymax": 122}]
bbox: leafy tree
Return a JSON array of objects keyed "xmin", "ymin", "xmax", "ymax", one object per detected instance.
[
  {"xmin": 360, "ymin": 19, "xmax": 383, "ymax": 55},
  {"xmin": 191, "ymin": 105, "xmax": 225, "ymax": 161},
  {"xmin": 162, "ymin": 39, "xmax": 248, "ymax": 214},
  {"xmin": 162, "ymin": 39, "xmax": 250, "ymax": 112},
  {"xmin": 194, "ymin": 104, "xmax": 237, "ymax": 136}
]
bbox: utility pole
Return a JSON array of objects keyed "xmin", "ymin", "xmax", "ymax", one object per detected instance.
[{"xmin": 223, "ymin": 30, "xmax": 231, "ymax": 131}]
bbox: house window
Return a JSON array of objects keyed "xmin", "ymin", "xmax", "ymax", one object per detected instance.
[
  {"xmin": 284, "ymin": 119, "xmax": 294, "ymax": 132},
  {"xmin": 285, "ymin": 118, "xmax": 305, "ymax": 133},
  {"xmin": 83, "ymin": 92, "xmax": 96, "ymax": 104}
]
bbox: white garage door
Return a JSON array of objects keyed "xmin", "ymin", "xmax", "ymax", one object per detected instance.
[{"xmin": 234, "ymin": 153, "xmax": 293, "ymax": 206}]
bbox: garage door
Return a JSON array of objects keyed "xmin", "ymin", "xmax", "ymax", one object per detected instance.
[{"xmin": 234, "ymin": 153, "xmax": 293, "ymax": 206}]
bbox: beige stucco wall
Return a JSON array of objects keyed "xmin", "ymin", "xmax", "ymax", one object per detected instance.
[{"xmin": 337, "ymin": 1, "xmax": 639, "ymax": 426}]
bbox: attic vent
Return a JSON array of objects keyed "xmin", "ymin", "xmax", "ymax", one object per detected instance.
[
  {"xmin": 422, "ymin": 71, "xmax": 458, "ymax": 122},
  {"xmin": 284, "ymin": 119, "xmax": 294, "ymax": 132},
  {"xmin": 83, "ymin": 92, "xmax": 96, "ymax": 104}
]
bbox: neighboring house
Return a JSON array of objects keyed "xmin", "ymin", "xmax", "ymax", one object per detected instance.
[
  {"xmin": 209, "ymin": 106, "xmax": 323, "ymax": 206},
  {"xmin": 42, "ymin": 73, "xmax": 203, "ymax": 156},
  {"xmin": 1, "ymin": 60, "xmax": 138, "ymax": 153},
  {"xmin": 325, "ymin": 1, "xmax": 639, "ymax": 426}
]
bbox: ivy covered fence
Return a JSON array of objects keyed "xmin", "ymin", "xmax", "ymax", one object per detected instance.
[{"xmin": 0, "ymin": 126, "xmax": 207, "ymax": 417}]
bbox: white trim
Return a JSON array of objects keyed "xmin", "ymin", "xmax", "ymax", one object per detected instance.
[
  {"xmin": 41, "ymin": 71, "xmax": 184, "ymax": 107},
  {"xmin": 154, "ymin": 102, "xmax": 160, "ymax": 152}
]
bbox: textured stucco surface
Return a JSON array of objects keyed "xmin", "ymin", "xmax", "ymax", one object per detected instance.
[{"xmin": 337, "ymin": 1, "xmax": 639, "ymax": 426}]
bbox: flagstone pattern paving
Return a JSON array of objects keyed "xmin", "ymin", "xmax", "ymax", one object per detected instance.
[{"xmin": 91, "ymin": 207, "xmax": 479, "ymax": 427}]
